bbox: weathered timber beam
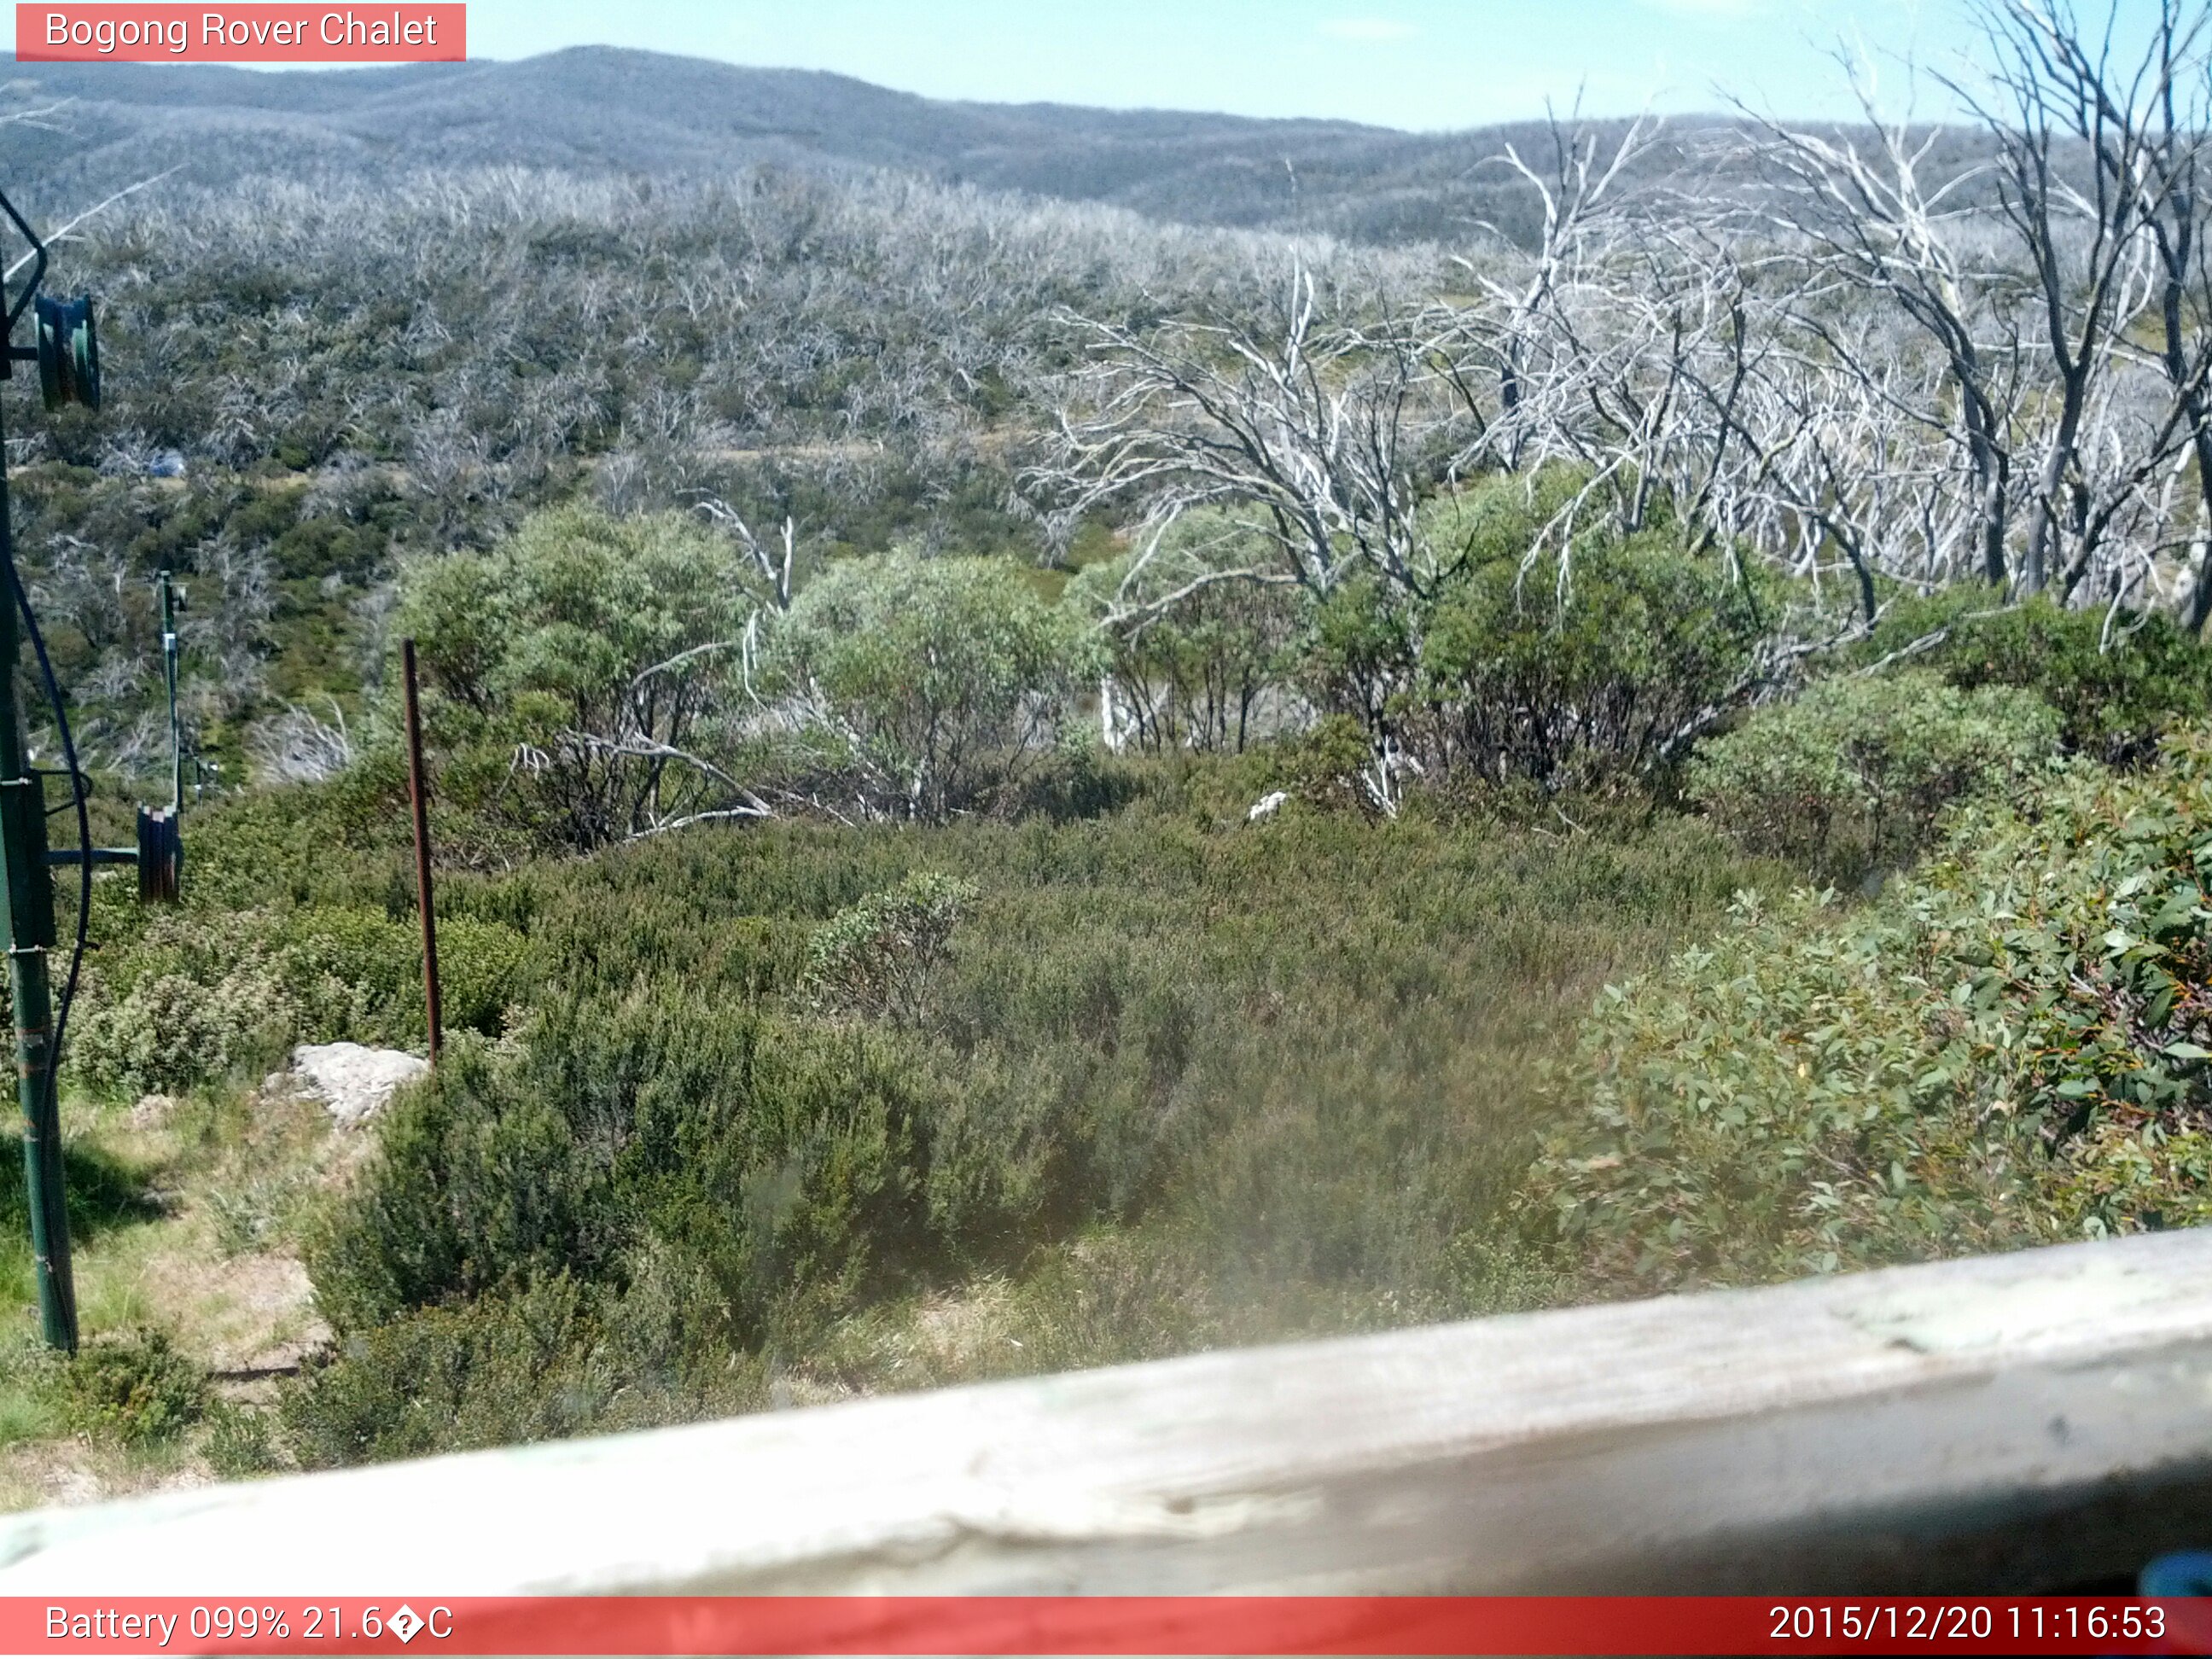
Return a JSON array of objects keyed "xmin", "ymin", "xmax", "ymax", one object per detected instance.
[{"xmin": 4, "ymin": 1229, "xmax": 2212, "ymax": 1594}]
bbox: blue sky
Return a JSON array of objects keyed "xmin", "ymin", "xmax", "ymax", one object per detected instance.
[
  {"xmin": 3, "ymin": 2, "xmax": 2181, "ymax": 131},
  {"xmin": 450, "ymin": 0, "xmax": 2157, "ymax": 129}
]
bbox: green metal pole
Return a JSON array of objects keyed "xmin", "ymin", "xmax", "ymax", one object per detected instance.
[
  {"xmin": 160, "ymin": 572, "xmax": 179, "ymax": 815},
  {"xmin": 0, "ymin": 388, "xmax": 74, "ymax": 1352}
]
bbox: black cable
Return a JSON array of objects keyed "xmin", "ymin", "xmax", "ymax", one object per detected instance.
[{"xmin": 3, "ymin": 555, "xmax": 90, "ymax": 1232}]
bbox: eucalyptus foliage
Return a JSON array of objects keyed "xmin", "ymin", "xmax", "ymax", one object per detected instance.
[
  {"xmin": 1854, "ymin": 592, "xmax": 2212, "ymax": 765},
  {"xmin": 1066, "ymin": 510, "xmax": 1300, "ymax": 754},
  {"xmin": 806, "ymin": 872, "xmax": 979, "ymax": 1026},
  {"xmin": 397, "ymin": 504, "xmax": 760, "ymax": 847},
  {"xmin": 1687, "ymin": 670, "xmax": 2060, "ymax": 876},
  {"xmin": 773, "ymin": 551, "xmax": 1104, "ymax": 818},
  {"xmin": 1538, "ymin": 728, "xmax": 2212, "ymax": 1294}
]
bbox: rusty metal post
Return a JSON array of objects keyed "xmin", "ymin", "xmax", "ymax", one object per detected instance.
[{"xmin": 401, "ymin": 639, "xmax": 441, "ymax": 1065}]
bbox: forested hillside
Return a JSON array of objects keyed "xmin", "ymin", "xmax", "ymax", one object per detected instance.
[
  {"xmin": 7, "ymin": 6, "xmax": 2212, "ymax": 1503},
  {"xmin": 0, "ymin": 47, "xmax": 1999, "ymax": 244}
]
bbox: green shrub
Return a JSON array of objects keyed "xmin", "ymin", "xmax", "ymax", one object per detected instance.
[
  {"xmin": 73, "ymin": 963, "xmax": 297, "ymax": 1097},
  {"xmin": 307, "ymin": 996, "xmax": 943, "ymax": 1344},
  {"xmin": 398, "ymin": 505, "xmax": 757, "ymax": 849},
  {"xmin": 59, "ymin": 780, "xmax": 531, "ymax": 1098},
  {"xmin": 806, "ymin": 872, "xmax": 978, "ymax": 1025},
  {"xmin": 1534, "ymin": 725, "xmax": 2212, "ymax": 1296},
  {"xmin": 1396, "ymin": 474, "xmax": 1777, "ymax": 788},
  {"xmin": 301, "ymin": 1038, "xmax": 597, "ymax": 1332},
  {"xmin": 283, "ymin": 1277, "xmax": 612, "ymax": 1468},
  {"xmin": 435, "ymin": 916, "xmax": 532, "ymax": 1033},
  {"xmin": 771, "ymin": 550, "xmax": 1106, "ymax": 818},
  {"xmin": 1272, "ymin": 714, "xmax": 1382, "ymax": 813},
  {"xmin": 159, "ymin": 777, "xmax": 413, "ymax": 917},
  {"xmin": 1295, "ymin": 572, "xmax": 1414, "ymax": 736},
  {"xmin": 67, "ymin": 895, "xmax": 527, "ymax": 1097},
  {"xmin": 1855, "ymin": 592, "xmax": 2211, "ymax": 763},
  {"xmin": 201, "ymin": 1400, "xmax": 282, "ymax": 1478},
  {"xmin": 272, "ymin": 907, "xmax": 526, "ymax": 1039},
  {"xmin": 1687, "ymin": 670, "xmax": 2060, "ymax": 876},
  {"xmin": 288, "ymin": 789, "xmax": 1773, "ymax": 1458},
  {"xmin": 1065, "ymin": 510, "xmax": 1298, "ymax": 754},
  {"xmin": 282, "ymin": 1265, "xmax": 771, "ymax": 1469},
  {"xmin": 273, "ymin": 906, "xmax": 418, "ymax": 1038},
  {"xmin": 67, "ymin": 1329, "xmax": 207, "ymax": 1444}
]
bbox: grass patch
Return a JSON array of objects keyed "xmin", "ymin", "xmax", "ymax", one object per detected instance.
[{"xmin": 0, "ymin": 1079, "xmax": 341, "ymax": 1507}]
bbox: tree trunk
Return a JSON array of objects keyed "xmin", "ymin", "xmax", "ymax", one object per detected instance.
[{"xmin": 2021, "ymin": 380, "xmax": 2085, "ymax": 596}]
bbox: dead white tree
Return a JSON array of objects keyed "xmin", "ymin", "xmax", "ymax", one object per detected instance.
[
  {"xmin": 690, "ymin": 495, "xmax": 800, "ymax": 712},
  {"xmin": 251, "ymin": 699, "xmax": 355, "ymax": 785},
  {"xmin": 1738, "ymin": 65, "xmax": 2024, "ymax": 591},
  {"xmin": 1732, "ymin": 308, "xmax": 1973, "ymax": 623},
  {"xmin": 1949, "ymin": 0, "xmax": 2174, "ymax": 594},
  {"xmin": 1992, "ymin": 0, "xmax": 2212, "ymax": 618},
  {"xmin": 1435, "ymin": 110, "xmax": 1664, "ymax": 478},
  {"xmin": 1033, "ymin": 255, "xmax": 1470, "ymax": 608}
]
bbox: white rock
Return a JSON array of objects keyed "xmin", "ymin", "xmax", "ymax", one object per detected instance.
[
  {"xmin": 290, "ymin": 1043, "xmax": 429, "ymax": 1126},
  {"xmin": 1247, "ymin": 790, "xmax": 1289, "ymax": 823}
]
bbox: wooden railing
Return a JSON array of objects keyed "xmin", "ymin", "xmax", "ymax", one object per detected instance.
[{"xmin": 3, "ymin": 1228, "xmax": 2210, "ymax": 1594}]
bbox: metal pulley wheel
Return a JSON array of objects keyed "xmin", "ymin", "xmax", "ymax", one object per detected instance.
[{"xmin": 136, "ymin": 806, "xmax": 181, "ymax": 904}]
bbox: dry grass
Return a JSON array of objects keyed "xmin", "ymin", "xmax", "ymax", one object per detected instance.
[{"xmin": 0, "ymin": 1074, "xmax": 352, "ymax": 1510}]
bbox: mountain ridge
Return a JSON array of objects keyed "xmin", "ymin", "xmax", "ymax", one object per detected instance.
[{"xmin": 0, "ymin": 44, "xmax": 1717, "ymax": 243}]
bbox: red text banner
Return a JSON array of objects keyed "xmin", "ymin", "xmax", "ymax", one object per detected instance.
[
  {"xmin": 3, "ymin": 1596, "xmax": 2209, "ymax": 1656},
  {"xmin": 16, "ymin": 5, "xmax": 463, "ymax": 61}
]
